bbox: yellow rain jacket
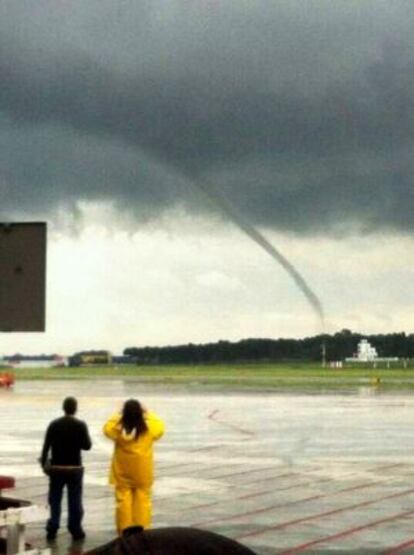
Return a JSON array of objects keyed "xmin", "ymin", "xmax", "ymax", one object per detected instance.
[{"xmin": 103, "ymin": 411, "xmax": 165, "ymax": 488}]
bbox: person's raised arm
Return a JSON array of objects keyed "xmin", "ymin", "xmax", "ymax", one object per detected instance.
[
  {"xmin": 145, "ymin": 411, "xmax": 165, "ymax": 441},
  {"xmin": 103, "ymin": 413, "xmax": 122, "ymax": 441}
]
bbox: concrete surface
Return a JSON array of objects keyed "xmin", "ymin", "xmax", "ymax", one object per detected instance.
[{"xmin": 1, "ymin": 380, "xmax": 414, "ymax": 554}]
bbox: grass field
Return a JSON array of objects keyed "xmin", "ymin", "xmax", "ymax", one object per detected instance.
[{"xmin": 6, "ymin": 362, "xmax": 414, "ymax": 391}]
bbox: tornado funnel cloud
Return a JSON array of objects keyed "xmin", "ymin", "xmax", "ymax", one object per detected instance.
[{"xmin": 194, "ymin": 179, "xmax": 325, "ymax": 329}]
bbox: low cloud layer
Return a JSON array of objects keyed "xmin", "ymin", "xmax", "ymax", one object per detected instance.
[{"xmin": 1, "ymin": 0, "xmax": 414, "ymax": 235}]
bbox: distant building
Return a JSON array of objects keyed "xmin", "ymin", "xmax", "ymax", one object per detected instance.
[
  {"xmin": 345, "ymin": 339, "xmax": 399, "ymax": 364},
  {"xmin": 2, "ymin": 355, "xmax": 67, "ymax": 368},
  {"xmin": 356, "ymin": 339, "xmax": 378, "ymax": 361},
  {"xmin": 68, "ymin": 350, "xmax": 112, "ymax": 367}
]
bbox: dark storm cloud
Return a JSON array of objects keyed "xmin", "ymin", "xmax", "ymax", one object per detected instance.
[{"xmin": 1, "ymin": 0, "xmax": 414, "ymax": 234}]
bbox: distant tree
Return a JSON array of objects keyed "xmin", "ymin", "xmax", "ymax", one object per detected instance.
[{"xmin": 123, "ymin": 330, "xmax": 413, "ymax": 366}]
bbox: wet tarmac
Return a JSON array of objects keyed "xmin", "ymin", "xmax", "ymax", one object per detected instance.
[{"xmin": 2, "ymin": 380, "xmax": 414, "ymax": 554}]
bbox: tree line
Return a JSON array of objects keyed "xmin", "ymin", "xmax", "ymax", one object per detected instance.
[{"xmin": 124, "ymin": 330, "xmax": 414, "ymax": 365}]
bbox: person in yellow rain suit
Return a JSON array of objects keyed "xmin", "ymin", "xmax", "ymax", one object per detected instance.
[{"xmin": 103, "ymin": 399, "xmax": 165, "ymax": 534}]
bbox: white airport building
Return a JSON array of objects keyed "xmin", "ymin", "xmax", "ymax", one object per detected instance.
[
  {"xmin": 0, "ymin": 355, "xmax": 68, "ymax": 368},
  {"xmin": 345, "ymin": 339, "xmax": 399, "ymax": 365}
]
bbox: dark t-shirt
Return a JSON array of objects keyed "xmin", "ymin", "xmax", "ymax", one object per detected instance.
[{"xmin": 41, "ymin": 415, "xmax": 92, "ymax": 467}]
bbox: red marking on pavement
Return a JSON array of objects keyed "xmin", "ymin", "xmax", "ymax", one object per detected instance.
[
  {"xmin": 241, "ymin": 471, "xmax": 335, "ymax": 491},
  {"xmin": 209, "ymin": 464, "xmax": 277, "ymax": 480},
  {"xmin": 238, "ymin": 463, "xmax": 406, "ymax": 499},
  {"xmin": 189, "ymin": 445, "xmax": 222, "ymax": 453},
  {"xmin": 235, "ymin": 487, "xmax": 414, "ymax": 540},
  {"xmin": 239, "ymin": 478, "xmax": 382, "ymax": 501},
  {"xmin": 373, "ymin": 463, "xmax": 406, "ymax": 472},
  {"xmin": 187, "ymin": 480, "xmax": 320, "ymax": 512},
  {"xmin": 208, "ymin": 409, "xmax": 256, "ymax": 437},
  {"xmin": 242, "ymin": 471, "xmax": 300, "ymax": 487},
  {"xmin": 382, "ymin": 538, "xmax": 414, "ymax": 554},
  {"xmin": 217, "ymin": 462, "xmax": 404, "ymax": 489},
  {"xmin": 158, "ymin": 461, "xmax": 208, "ymax": 472},
  {"xmin": 188, "ymin": 500, "xmax": 218, "ymax": 511},
  {"xmin": 278, "ymin": 508, "xmax": 414, "ymax": 554},
  {"xmin": 163, "ymin": 459, "xmax": 408, "ymax": 515},
  {"xmin": 162, "ymin": 460, "xmax": 290, "ymax": 482},
  {"xmin": 238, "ymin": 463, "xmax": 410, "ymax": 499},
  {"xmin": 199, "ymin": 486, "xmax": 406, "ymax": 528},
  {"xmin": 162, "ymin": 462, "xmax": 228, "ymax": 476},
  {"xmin": 187, "ymin": 474, "xmax": 384, "ymax": 513}
]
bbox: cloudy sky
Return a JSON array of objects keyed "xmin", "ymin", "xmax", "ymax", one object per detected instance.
[{"xmin": 1, "ymin": 0, "xmax": 414, "ymax": 355}]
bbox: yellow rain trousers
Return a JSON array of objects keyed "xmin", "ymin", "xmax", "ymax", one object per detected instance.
[{"xmin": 103, "ymin": 411, "xmax": 165, "ymax": 533}]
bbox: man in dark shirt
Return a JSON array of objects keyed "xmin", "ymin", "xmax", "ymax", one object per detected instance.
[{"xmin": 40, "ymin": 396, "xmax": 92, "ymax": 542}]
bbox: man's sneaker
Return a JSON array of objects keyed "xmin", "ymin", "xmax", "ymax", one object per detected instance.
[
  {"xmin": 46, "ymin": 531, "xmax": 57, "ymax": 542},
  {"xmin": 71, "ymin": 530, "xmax": 86, "ymax": 542}
]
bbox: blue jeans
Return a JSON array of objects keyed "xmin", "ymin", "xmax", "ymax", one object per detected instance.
[{"xmin": 46, "ymin": 468, "xmax": 84, "ymax": 536}]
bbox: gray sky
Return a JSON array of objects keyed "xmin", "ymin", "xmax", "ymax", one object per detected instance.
[{"xmin": 1, "ymin": 1, "xmax": 414, "ymax": 354}]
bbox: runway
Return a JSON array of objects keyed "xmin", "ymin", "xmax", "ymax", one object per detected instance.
[{"xmin": 2, "ymin": 380, "xmax": 414, "ymax": 554}]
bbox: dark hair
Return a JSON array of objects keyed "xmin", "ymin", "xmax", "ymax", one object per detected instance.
[
  {"xmin": 121, "ymin": 399, "xmax": 147, "ymax": 438},
  {"xmin": 63, "ymin": 396, "xmax": 77, "ymax": 415}
]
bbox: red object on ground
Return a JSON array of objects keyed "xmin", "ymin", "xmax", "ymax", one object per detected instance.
[
  {"xmin": 0, "ymin": 372, "xmax": 14, "ymax": 388},
  {"xmin": 0, "ymin": 476, "xmax": 15, "ymax": 492}
]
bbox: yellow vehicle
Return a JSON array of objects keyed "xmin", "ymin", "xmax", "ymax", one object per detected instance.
[{"xmin": 69, "ymin": 351, "xmax": 112, "ymax": 366}]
